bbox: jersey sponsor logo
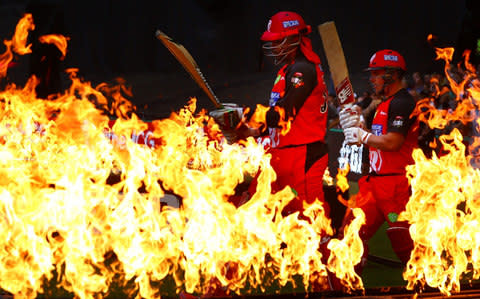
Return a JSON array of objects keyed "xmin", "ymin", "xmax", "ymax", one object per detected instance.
[
  {"xmin": 256, "ymin": 127, "xmax": 280, "ymax": 149},
  {"xmin": 369, "ymin": 149, "xmax": 383, "ymax": 173},
  {"xmin": 338, "ymin": 140, "xmax": 364, "ymax": 174},
  {"xmin": 282, "ymin": 20, "xmax": 299, "ymax": 28},
  {"xmin": 380, "ymin": 111, "xmax": 387, "ymax": 116},
  {"xmin": 371, "ymin": 124, "xmax": 383, "ymax": 136},
  {"xmin": 269, "ymin": 92, "xmax": 280, "ymax": 106},
  {"xmin": 291, "ymin": 72, "xmax": 304, "ymax": 88},
  {"xmin": 392, "ymin": 116, "xmax": 404, "ymax": 127},
  {"xmin": 384, "ymin": 54, "xmax": 398, "ymax": 61}
]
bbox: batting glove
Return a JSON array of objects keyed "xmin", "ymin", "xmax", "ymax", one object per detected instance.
[
  {"xmin": 209, "ymin": 103, "xmax": 243, "ymax": 129},
  {"xmin": 343, "ymin": 127, "xmax": 372, "ymax": 145},
  {"xmin": 339, "ymin": 105, "xmax": 364, "ymax": 129}
]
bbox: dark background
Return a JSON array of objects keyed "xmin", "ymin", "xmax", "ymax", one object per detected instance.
[{"xmin": 0, "ymin": 0, "xmax": 470, "ymax": 118}]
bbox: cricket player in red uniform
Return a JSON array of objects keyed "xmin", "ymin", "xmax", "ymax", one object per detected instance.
[
  {"xmin": 339, "ymin": 49, "xmax": 419, "ymax": 269},
  {"xmin": 247, "ymin": 11, "xmax": 331, "ymax": 217},
  {"xmin": 206, "ymin": 11, "xmax": 336, "ymax": 293}
]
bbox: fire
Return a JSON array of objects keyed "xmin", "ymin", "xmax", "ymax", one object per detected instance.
[
  {"xmin": 322, "ymin": 168, "xmax": 334, "ymax": 186},
  {"xmin": 38, "ymin": 34, "xmax": 69, "ymax": 59},
  {"xmin": 401, "ymin": 130, "xmax": 480, "ymax": 295},
  {"xmin": 0, "ymin": 15, "xmax": 365, "ymax": 299},
  {"xmin": 0, "ymin": 14, "xmax": 34, "ymax": 77},
  {"xmin": 327, "ymin": 208, "xmax": 365, "ymax": 292},
  {"xmin": 336, "ymin": 164, "xmax": 350, "ymax": 194},
  {"xmin": 400, "ymin": 46, "xmax": 480, "ymax": 295},
  {"xmin": 243, "ymin": 104, "xmax": 292, "ymax": 136},
  {"xmin": 11, "ymin": 13, "xmax": 35, "ymax": 56}
]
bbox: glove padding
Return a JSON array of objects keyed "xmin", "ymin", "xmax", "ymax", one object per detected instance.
[
  {"xmin": 343, "ymin": 127, "xmax": 372, "ymax": 145},
  {"xmin": 339, "ymin": 105, "xmax": 364, "ymax": 129}
]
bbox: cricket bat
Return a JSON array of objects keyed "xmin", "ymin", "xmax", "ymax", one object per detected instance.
[
  {"xmin": 318, "ymin": 21, "xmax": 355, "ymax": 107},
  {"xmin": 155, "ymin": 30, "xmax": 223, "ymax": 109}
]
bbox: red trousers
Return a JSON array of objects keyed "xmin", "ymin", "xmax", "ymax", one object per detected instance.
[
  {"xmin": 346, "ymin": 174, "xmax": 414, "ymax": 267},
  {"xmin": 248, "ymin": 144, "xmax": 329, "ymax": 217}
]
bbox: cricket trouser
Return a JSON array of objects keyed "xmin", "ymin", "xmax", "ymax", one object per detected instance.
[
  {"xmin": 271, "ymin": 141, "xmax": 329, "ymax": 217},
  {"xmin": 347, "ymin": 174, "xmax": 414, "ymax": 269},
  {"xmin": 247, "ymin": 141, "xmax": 329, "ymax": 216}
]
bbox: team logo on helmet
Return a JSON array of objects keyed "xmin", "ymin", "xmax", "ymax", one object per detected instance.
[
  {"xmin": 267, "ymin": 20, "xmax": 272, "ymax": 32},
  {"xmin": 282, "ymin": 20, "xmax": 300, "ymax": 28},
  {"xmin": 384, "ymin": 54, "xmax": 398, "ymax": 62}
]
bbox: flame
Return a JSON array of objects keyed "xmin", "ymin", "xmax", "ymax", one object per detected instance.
[
  {"xmin": 273, "ymin": 106, "xmax": 293, "ymax": 136},
  {"xmin": 11, "ymin": 13, "xmax": 35, "ymax": 56},
  {"xmin": 322, "ymin": 168, "xmax": 334, "ymax": 186},
  {"xmin": 39, "ymin": 34, "xmax": 69, "ymax": 59},
  {"xmin": 336, "ymin": 165, "xmax": 350, "ymax": 194},
  {"xmin": 0, "ymin": 14, "xmax": 35, "ymax": 78},
  {"xmin": 400, "ymin": 130, "xmax": 480, "ymax": 295},
  {"xmin": 327, "ymin": 208, "xmax": 365, "ymax": 292},
  {"xmin": 243, "ymin": 104, "xmax": 269, "ymax": 133},
  {"xmin": 399, "ymin": 46, "xmax": 480, "ymax": 296},
  {"xmin": 243, "ymin": 104, "xmax": 292, "ymax": 136},
  {"xmin": 0, "ymin": 15, "xmax": 365, "ymax": 299}
]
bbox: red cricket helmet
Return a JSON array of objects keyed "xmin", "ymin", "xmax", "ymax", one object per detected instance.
[
  {"xmin": 365, "ymin": 49, "xmax": 407, "ymax": 72},
  {"xmin": 261, "ymin": 11, "xmax": 311, "ymax": 42}
]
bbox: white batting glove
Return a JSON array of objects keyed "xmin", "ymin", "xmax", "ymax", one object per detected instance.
[
  {"xmin": 339, "ymin": 105, "xmax": 364, "ymax": 129},
  {"xmin": 343, "ymin": 127, "xmax": 372, "ymax": 145}
]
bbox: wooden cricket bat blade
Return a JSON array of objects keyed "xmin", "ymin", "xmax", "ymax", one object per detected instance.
[
  {"xmin": 155, "ymin": 30, "xmax": 222, "ymax": 108},
  {"xmin": 318, "ymin": 22, "xmax": 355, "ymax": 107}
]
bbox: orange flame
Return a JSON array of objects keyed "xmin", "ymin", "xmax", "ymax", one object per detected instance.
[
  {"xmin": 327, "ymin": 208, "xmax": 365, "ymax": 292},
  {"xmin": 244, "ymin": 104, "xmax": 292, "ymax": 136},
  {"xmin": 0, "ymin": 15, "xmax": 366, "ymax": 299},
  {"xmin": 39, "ymin": 34, "xmax": 69, "ymax": 59},
  {"xmin": 400, "ymin": 47, "xmax": 480, "ymax": 296},
  {"xmin": 0, "ymin": 14, "xmax": 35, "ymax": 78},
  {"xmin": 322, "ymin": 168, "xmax": 334, "ymax": 186},
  {"xmin": 11, "ymin": 13, "xmax": 35, "ymax": 55},
  {"xmin": 274, "ymin": 106, "xmax": 293, "ymax": 135},
  {"xmin": 400, "ymin": 130, "xmax": 480, "ymax": 295},
  {"xmin": 336, "ymin": 165, "xmax": 350, "ymax": 194}
]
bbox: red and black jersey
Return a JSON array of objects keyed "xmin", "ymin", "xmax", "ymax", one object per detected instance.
[
  {"xmin": 369, "ymin": 88, "xmax": 418, "ymax": 174},
  {"xmin": 261, "ymin": 53, "xmax": 328, "ymax": 149}
]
